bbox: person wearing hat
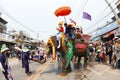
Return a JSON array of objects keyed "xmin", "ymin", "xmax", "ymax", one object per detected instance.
[
  {"xmin": 56, "ymin": 21, "xmax": 64, "ymax": 48},
  {"xmin": 22, "ymin": 47, "xmax": 32, "ymax": 74},
  {"xmin": 0, "ymin": 44, "xmax": 13, "ymax": 80}
]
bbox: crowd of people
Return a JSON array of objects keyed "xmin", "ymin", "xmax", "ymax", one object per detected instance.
[
  {"xmin": 0, "ymin": 42, "xmax": 50, "ymax": 80},
  {"xmin": 89, "ymin": 39, "xmax": 120, "ymax": 69}
]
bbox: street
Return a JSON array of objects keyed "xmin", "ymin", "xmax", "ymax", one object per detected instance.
[{"xmin": 0, "ymin": 58, "xmax": 120, "ymax": 80}]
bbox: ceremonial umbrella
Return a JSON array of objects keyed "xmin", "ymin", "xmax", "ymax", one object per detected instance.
[{"xmin": 54, "ymin": 6, "xmax": 71, "ymax": 22}]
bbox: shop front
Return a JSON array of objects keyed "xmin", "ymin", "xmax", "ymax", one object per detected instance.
[{"xmin": 101, "ymin": 30, "xmax": 115, "ymax": 42}]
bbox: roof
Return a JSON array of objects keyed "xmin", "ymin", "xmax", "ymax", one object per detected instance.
[
  {"xmin": 0, "ymin": 17, "xmax": 7, "ymax": 24},
  {"xmin": 92, "ymin": 21, "xmax": 118, "ymax": 39}
]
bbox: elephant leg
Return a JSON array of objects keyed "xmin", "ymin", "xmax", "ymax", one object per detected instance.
[
  {"xmin": 84, "ymin": 56, "xmax": 88, "ymax": 68},
  {"xmin": 60, "ymin": 54, "xmax": 67, "ymax": 76},
  {"xmin": 77, "ymin": 57, "xmax": 81, "ymax": 68},
  {"xmin": 67, "ymin": 64, "xmax": 71, "ymax": 73}
]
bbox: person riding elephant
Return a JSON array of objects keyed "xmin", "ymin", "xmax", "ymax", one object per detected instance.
[{"xmin": 56, "ymin": 22, "xmax": 64, "ymax": 48}]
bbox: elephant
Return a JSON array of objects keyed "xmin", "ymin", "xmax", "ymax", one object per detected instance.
[
  {"xmin": 72, "ymin": 33, "xmax": 89, "ymax": 68},
  {"xmin": 47, "ymin": 34, "xmax": 73, "ymax": 76},
  {"xmin": 46, "ymin": 33, "xmax": 89, "ymax": 76}
]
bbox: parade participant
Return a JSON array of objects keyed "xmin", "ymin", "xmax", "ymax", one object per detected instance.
[
  {"xmin": 56, "ymin": 22, "xmax": 64, "ymax": 48},
  {"xmin": 64, "ymin": 23, "xmax": 72, "ymax": 41},
  {"xmin": 76, "ymin": 26, "xmax": 83, "ymax": 34},
  {"xmin": 22, "ymin": 47, "xmax": 32, "ymax": 74},
  {"xmin": 70, "ymin": 24, "xmax": 76, "ymax": 39},
  {"xmin": 0, "ymin": 44, "xmax": 13, "ymax": 80},
  {"xmin": 21, "ymin": 51, "xmax": 25, "ymax": 68}
]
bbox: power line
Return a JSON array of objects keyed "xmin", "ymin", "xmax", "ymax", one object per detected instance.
[
  {"xmin": 75, "ymin": 0, "xmax": 89, "ymax": 22},
  {"xmin": 86, "ymin": 7, "xmax": 117, "ymax": 34},
  {"xmin": 0, "ymin": 5, "xmax": 36, "ymax": 34},
  {"xmin": 85, "ymin": 0, "xmax": 117, "ymax": 33},
  {"xmin": 94, "ymin": 0, "xmax": 115, "ymax": 19},
  {"xmin": 74, "ymin": 0, "xmax": 85, "ymax": 20}
]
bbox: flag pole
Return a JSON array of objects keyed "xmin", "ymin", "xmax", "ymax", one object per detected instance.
[{"xmin": 81, "ymin": 17, "xmax": 83, "ymax": 26}]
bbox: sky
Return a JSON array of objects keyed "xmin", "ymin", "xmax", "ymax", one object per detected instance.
[{"xmin": 0, "ymin": 0, "xmax": 118, "ymax": 42}]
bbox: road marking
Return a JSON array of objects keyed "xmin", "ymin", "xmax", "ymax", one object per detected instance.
[
  {"xmin": 33, "ymin": 60, "xmax": 52, "ymax": 80},
  {"xmin": 87, "ymin": 66, "xmax": 111, "ymax": 76},
  {"xmin": 107, "ymin": 70, "xmax": 120, "ymax": 76},
  {"xmin": 87, "ymin": 67, "xmax": 100, "ymax": 75},
  {"xmin": 98, "ymin": 67, "xmax": 110, "ymax": 76},
  {"xmin": 27, "ymin": 60, "xmax": 52, "ymax": 80}
]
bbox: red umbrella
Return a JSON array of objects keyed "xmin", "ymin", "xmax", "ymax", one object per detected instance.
[
  {"xmin": 54, "ymin": 6, "xmax": 71, "ymax": 22},
  {"xmin": 54, "ymin": 6, "xmax": 71, "ymax": 17}
]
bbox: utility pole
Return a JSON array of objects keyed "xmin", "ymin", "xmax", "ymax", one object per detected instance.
[
  {"xmin": 116, "ymin": 0, "xmax": 120, "ymax": 5},
  {"xmin": 105, "ymin": 0, "xmax": 120, "ymax": 36},
  {"xmin": 104, "ymin": 0, "xmax": 120, "ymax": 27}
]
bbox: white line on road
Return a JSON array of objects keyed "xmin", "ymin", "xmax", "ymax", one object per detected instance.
[
  {"xmin": 87, "ymin": 67, "xmax": 100, "ymax": 75},
  {"xmin": 87, "ymin": 66, "xmax": 111, "ymax": 76}
]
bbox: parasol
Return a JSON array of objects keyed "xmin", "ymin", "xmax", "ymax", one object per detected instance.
[{"xmin": 54, "ymin": 6, "xmax": 71, "ymax": 22}]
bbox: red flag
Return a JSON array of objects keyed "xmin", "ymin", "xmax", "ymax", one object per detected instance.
[{"xmin": 70, "ymin": 18, "xmax": 76, "ymax": 26}]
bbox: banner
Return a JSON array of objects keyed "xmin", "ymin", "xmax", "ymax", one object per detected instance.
[{"xmin": 83, "ymin": 12, "xmax": 91, "ymax": 21}]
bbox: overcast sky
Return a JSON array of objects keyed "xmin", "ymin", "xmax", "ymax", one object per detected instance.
[{"xmin": 0, "ymin": 0, "xmax": 118, "ymax": 42}]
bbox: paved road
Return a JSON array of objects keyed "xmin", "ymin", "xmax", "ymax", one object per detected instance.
[
  {"xmin": 0, "ymin": 58, "xmax": 120, "ymax": 80},
  {"xmin": 38, "ymin": 61, "xmax": 120, "ymax": 80},
  {"xmin": 0, "ymin": 58, "xmax": 44, "ymax": 80}
]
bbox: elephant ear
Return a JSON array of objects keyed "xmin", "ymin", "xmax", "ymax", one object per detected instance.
[{"xmin": 51, "ymin": 36, "xmax": 57, "ymax": 47}]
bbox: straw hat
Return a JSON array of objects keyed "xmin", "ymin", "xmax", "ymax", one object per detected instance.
[
  {"xmin": 58, "ymin": 21, "xmax": 63, "ymax": 25},
  {"xmin": 1, "ymin": 44, "xmax": 9, "ymax": 53}
]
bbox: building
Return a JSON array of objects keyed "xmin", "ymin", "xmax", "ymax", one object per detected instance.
[
  {"xmin": 14, "ymin": 30, "xmax": 31, "ymax": 48},
  {"xmin": 7, "ymin": 30, "xmax": 18, "ymax": 42},
  {"xmin": 91, "ymin": 20, "xmax": 119, "ymax": 42},
  {"xmin": 0, "ymin": 17, "xmax": 7, "ymax": 40},
  {"xmin": 0, "ymin": 15, "xmax": 15, "ymax": 51}
]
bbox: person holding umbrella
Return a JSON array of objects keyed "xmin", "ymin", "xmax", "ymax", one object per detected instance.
[{"xmin": 0, "ymin": 44, "xmax": 13, "ymax": 80}]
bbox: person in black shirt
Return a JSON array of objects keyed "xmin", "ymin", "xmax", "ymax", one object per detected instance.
[{"xmin": 106, "ymin": 42, "xmax": 113, "ymax": 65}]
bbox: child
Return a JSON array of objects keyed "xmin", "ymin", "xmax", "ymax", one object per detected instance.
[{"xmin": 100, "ymin": 49, "xmax": 105, "ymax": 63}]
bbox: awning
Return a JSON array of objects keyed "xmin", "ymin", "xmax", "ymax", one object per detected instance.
[
  {"xmin": 102, "ymin": 31, "xmax": 115, "ymax": 38},
  {"xmin": 92, "ymin": 21, "xmax": 118, "ymax": 39}
]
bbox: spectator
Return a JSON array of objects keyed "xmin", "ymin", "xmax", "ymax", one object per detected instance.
[{"xmin": 0, "ymin": 44, "xmax": 13, "ymax": 80}]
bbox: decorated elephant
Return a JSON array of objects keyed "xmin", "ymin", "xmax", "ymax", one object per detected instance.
[
  {"xmin": 72, "ymin": 33, "xmax": 89, "ymax": 68},
  {"xmin": 46, "ymin": 33, "xmax": 89, "ymax": 76},
  {"xmin": 47, "ymin": 34, "xmax": 73, "ymax": 76}
]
